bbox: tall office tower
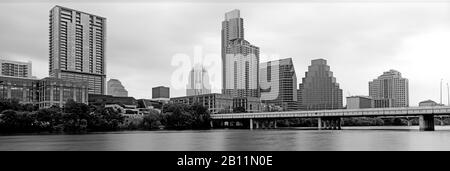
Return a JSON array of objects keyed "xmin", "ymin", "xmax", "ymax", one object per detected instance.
[
  {"xmin": 298, "ymin": 59, "xmax": 343, "ymax": 110},
  {"xmin": 107, "ymin": 79, "xmax": 128, "ymax": 97},
  {"xmin": 49, "ymin": 6, "xmax": 106, "ymax": 95},
  {"xmin": 221, "ymin": 9, "xmax": 260, "ymax": 98},
  {"xmin": 0, "ymin": 59, "xmax": 32, "ymax": 78},
  {"xmin": 260, "ymin": 58, "xmax": 298, "ymax": 111},
  {"xmin": 369, "ymin": 70, "xmax": 409, "ymax": 107},
  {"xmin": 186, "ymin": 65, "xmax": 211, "ymax": 96}
]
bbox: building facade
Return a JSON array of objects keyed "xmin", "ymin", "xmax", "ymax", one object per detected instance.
[
  {"xmin": 152, "ymin": 86, "xmax": 170, "ymax": 101},
  {"xmin": 0, "ymin": 59, "xmax": 32, "ymax": 78},
  {"xmin": 186, "ymin": 65, "xmax": 211, "ymax": 96},
  {"xmin": 107, "ymin": 79, "xmax": 128, "ymax": 97},
  {"xmin": 37, "ymin": 77, "xmax": 89, "ymax": 108},
  {"xmin": 419, "ymin": 100, "xmax": 442, "ymax": 107},
  {"xmin": 171, "ymin": 93, "xmax": 234, "ymax": 114},
  {"xmin": 88, "ymin": 94, "xmax": 136, "ymax": 106},
  {"xmin": 232, "ymin": 97, "xmax": 261, "ymax": 113},
  {"xmin": 298, "ymin": 59, "xmax": 343, "ymax": 110},
  {"xmin": 260, "ymin": 58, "xmax": 298, "ymax": 111},
  {"xmin": 369, "ymin": 70, "xmax": 409, "ymax": 107},
  {"xmin": 49, "ymin": 6, "xmax": 106, "ymax": 95},
  {"xmin": 346, "ymin": 96, "xmax": 373, "ymax": 109},
  {"xmin": 221, "ymin": 9, "xmax": 260, "ymax": 98},
  {"xmin": 170, "ymin": 93, "xmax": 261, "ymax": 114},
  {"xmin": 0, "ymin": 76, "xmax": 88, "ymax": 108}
]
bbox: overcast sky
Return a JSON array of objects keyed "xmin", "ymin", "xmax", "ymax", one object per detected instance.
[{"xmin": 0, "ymin": 0, "xmax": 449, "ymax": 106}]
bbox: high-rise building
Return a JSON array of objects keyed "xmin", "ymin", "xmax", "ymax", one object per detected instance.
[
  {"xmin": 298, "ymin": 59, "xmax": 343, "ymax": 110},
  {"xmin": 369, "ymin": 70, "xmax": 409, "ymax": 107},
  {"xmin": 186, "ymin": 65, "xmax": 211, "ymax": 96},
  {"xmin": 260, "ymin": 58, "xmax": 298, "ymax": 111},
  {"xmin": 49, "ymin": 5, "xmax": 106, "ymax": 95},
  {"xmin": 107, "ymin": 79, "xmax": 128, "ymax": 97},
  {"xmin": 0, "ymin": 59, "xmax": 32, "ymax": 78},
  {"xmin": 152, "ymin": 86, "xmax": 170, "ymax": 101},
  {"xmin": 221, "ymin": 9, "xmax": 260, "ymax": 98}
]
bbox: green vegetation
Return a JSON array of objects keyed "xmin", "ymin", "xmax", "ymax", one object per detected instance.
[
  {"xmin": 0, "ymin": 99, "xmax": 124, "ymax": 133},
  {"xmin": 0, "ymin": 99, "xmax": 211, "ymax": 133}
]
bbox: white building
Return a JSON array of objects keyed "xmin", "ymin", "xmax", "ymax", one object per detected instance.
[
  {"xmin": 186, "ymin": 65, "xmax": 211, "ymax": 96},
  {"xmin": 0, "ymin": 59, "xmax": 32, "ymax": 78},
  {"xmin": 346, "ymin": 96, "xmax": 374, "ymax": 109},
  {"xmin": 369, "ymin": 70, "xmax": 409, "ymax": 107}
]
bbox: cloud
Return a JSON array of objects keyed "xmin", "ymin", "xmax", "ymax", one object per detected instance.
[{"xmin": 0, "ymin": 1, "xmax": 449, "ymax": 105}]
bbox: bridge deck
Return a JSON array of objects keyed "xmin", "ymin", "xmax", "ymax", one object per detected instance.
[{"xmin": 211, "ymin": 106, "xmax": 450, "ymax": 120}]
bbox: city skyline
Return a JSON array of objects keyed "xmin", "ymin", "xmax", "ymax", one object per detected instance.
[{"xmin": 1, "ymin": 1, "xmax": 450, "ymax": 106}]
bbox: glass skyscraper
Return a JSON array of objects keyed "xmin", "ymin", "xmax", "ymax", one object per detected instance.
[
  {"xmin": 260, "ymin": 58, "xmax": 298, "ymax": 111},
  {"xmin": 221, "ymin": 9, "xmax": 260, "ymax": 98}
]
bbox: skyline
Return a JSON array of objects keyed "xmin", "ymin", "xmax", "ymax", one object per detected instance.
[{"xmin": 1, "ymin": 1, "xmax": 450, "ymax": 106}]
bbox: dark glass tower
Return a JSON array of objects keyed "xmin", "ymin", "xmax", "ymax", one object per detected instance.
[
  {"xmin": 260, "ymin": 58, "xmax": 298, "ymax": 111},
  {"xmin": 298, "ymin": 59, "xmax": 343, "ymax": 110}
]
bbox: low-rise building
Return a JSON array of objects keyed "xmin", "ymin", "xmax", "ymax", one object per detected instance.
[
  {"xmin": 171, "ymin": 93, "xmax": 233, "ymax": 114},
  {"xmin": 170, "ymin": 93, "xmax": 262, "ymax": 114},
  {"xmin": 0, "ymin": 75, "xmax": 88, "ymax": 108},
  {"xmin": 419, "ymin": 100, "xmax": 443, "ymax": 107},
  {"xmin": 88, "ymin": 94, "xmax": 137, "ymax": 106},
  {"xmin": 346, "ymin": 96, "xmax": 374, "ymax": 109},
  {"xmin": 233, "ymin": 97, "xmax": 261, "ymax": 113}
]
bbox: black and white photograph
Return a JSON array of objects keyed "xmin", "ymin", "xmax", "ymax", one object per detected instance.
[{"xmin": 1, "ymin": 0, "xmax": 450, "ymax": 165}]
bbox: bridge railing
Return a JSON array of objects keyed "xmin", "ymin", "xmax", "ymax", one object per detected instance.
[{"xmin": 210, "ymin": 106, "xmax": 450, "ymax": 119}]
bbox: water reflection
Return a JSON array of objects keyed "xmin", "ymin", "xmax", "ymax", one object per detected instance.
[{"xmin": 1, "ymin": 126, "xmax": 450, "ymax": 151}]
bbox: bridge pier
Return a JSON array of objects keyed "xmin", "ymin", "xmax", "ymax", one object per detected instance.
[
  {"xmin": 419, "ymin": 115, "xmax": 435, "ymax": 131},
  {"xmin": 250, "ymin": 118, "xmax": 253, "ymax": 130},
  {"xmin": 318, "ymin": 118, "xmax": 322, "ymax": 130},
  {"xmin": 319, "ymin": 117, "xmax": 341, "ymax": 130}
]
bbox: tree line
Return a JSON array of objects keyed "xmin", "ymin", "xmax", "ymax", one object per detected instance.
[{"xmin": 0, "ymin": 99, "xmax": 211, "ymax": 134}]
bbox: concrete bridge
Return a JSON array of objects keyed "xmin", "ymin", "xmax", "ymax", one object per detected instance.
[{"xmin": 210, "ymin": 106, "xmax": 450, "ymax": 131}]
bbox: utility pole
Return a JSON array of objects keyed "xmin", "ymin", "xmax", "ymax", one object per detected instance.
[
  {"xmin": 440, "ymin": 79, "xmax": 443, "ymax": 105},
  {"xmin": 447, "ymin": 83, "xmax": 449, "ymax": 106}
]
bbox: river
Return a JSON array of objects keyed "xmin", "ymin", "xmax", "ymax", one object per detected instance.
[{"xmin": 1, "ymin": 126, "xmax": 450, "ymax": 151}]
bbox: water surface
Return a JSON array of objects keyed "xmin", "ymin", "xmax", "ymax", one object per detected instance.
[{"xmin": 1, "ymin": 126, "xmax": 450, "ymax": 151}]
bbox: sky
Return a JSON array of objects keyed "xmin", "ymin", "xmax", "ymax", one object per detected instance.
[{"xmin": 0, "ymin": 0, "xmax": 450, "ymax": 106}]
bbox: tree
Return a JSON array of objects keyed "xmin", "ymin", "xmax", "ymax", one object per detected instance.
[
  {"xmin": 35, "ymin": 107, "xmax": 63, "ymax": 132},
  {"xmin": 142, "ymin": 109, "xmax": 163, "ymax": 129},
  {"xmin": 189, "ymin": 103, "xmax": 211, "ymax": 129},
  {"xmin": 162, "ymin": 103, "xmax": 193, "ymax": 129},
  {"xmin": 0, "ymin": 110, "xmax": 36, "ymax": 133},
  {"xmin": 62, "ymin": 99, "xmax": 91, "ymax": 132},
  {"xmin": 88, "ymin": 106, "xmax": 124, "ymax": 131}
]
